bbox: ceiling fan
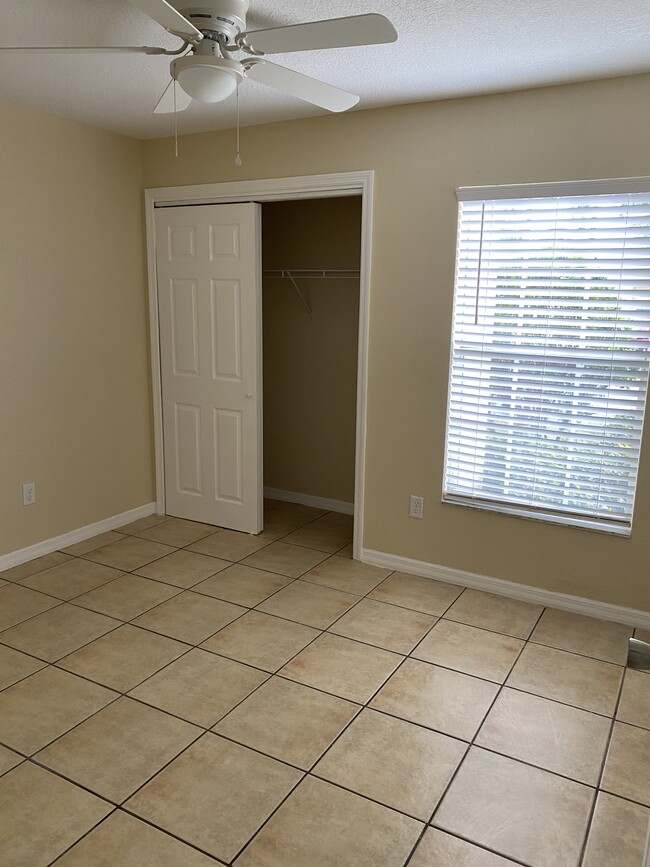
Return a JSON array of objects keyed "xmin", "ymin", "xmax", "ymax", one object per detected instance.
[{"xmin": 0, "ymin": 0, "xmax": 398, "ymax": 114}]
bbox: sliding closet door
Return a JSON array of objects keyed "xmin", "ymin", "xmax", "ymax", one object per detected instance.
[{"xmin": 155, "ymin": 203, "xmax": 263, "ymax": 534}]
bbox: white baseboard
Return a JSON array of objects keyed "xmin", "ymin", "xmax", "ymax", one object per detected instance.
[
  {"xmin": 264, "ymin": 487, "xmax": 354, "ymax": 516},
  {"xmin": 0, "ymin": 502, "xmax": 158, "ymax": 574},
  {"xmin": 361, "ymin": 547, "xmax": 650, "ymax": 630}
]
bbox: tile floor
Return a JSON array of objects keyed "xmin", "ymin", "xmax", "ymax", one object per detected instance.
[{"xmin": 0, "ymin": 500, "xmax": 649, "ymax": 866}]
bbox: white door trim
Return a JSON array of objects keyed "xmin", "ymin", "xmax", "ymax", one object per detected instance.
[{"xmin": 145, "ymin": 171, "xmax": 374, "ymax": 558}]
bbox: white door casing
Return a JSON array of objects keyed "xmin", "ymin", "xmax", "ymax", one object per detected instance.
[
  {"xmin": 145, "ymin": 171, "xmax": 375, "ymax": 560},
  {"xmin": 155, "ymin": 202, "xmax": 263, "ymax": 533}
]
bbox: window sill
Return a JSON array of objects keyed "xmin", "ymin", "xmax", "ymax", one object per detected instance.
[{"xmin": 441, "ymin": 495, "xmax": 631, "ymax": 537}]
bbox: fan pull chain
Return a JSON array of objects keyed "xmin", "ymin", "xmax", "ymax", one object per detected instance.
[
  {"xmin": 173, "ymin": 78, "xmax": 179, "ymax": 158},
  {"xmin": 234, "ymin": 83, "xmax": 242, "ymax": 167}
]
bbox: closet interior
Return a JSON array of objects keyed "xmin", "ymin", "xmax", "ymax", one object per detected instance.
[{"xmin": 261, "ymin": 196, "xmax": 362, "ymax": 517}]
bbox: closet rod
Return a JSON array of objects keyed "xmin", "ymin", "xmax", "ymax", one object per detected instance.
[{"xmin": 263, "ymin": 269, "xmax": 360, "ymax": 279}]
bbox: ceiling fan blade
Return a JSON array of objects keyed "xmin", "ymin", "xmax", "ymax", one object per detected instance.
[
  {"xmin": 245, "ymin": 60, "xmax": 359, "ymax": 112},
  {"xmin": 0, "ymin": 45, "xmax": 169, "ymax": 54},
  {"xmin": 127, "ymin": 0, "xmax": 202, "ymax": 42},
  {"xmin": 242, "ymin": 13, "xmax": 397, "ymax": 55},
  {"xmin": 154, "ymin": 79, "xmax": 193, "ymax": 113}
]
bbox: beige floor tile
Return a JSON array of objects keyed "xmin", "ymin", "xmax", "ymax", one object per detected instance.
[
  {"xmin": 507, "ymin": 642, "xmax": 623, "ymax": 715},
  {"xmin": 201, "ymin": 610, "xmax": 319, "ymax": 672},
  {"xmin": 617, "ymin": 668, "xmax": 650, "ymax": 728},
  {"xmin": 215, "ymin": 677, "xmax": 358, "ymax": 769},
  {"xmin": 256, "ymin": 580, "xmax": 358, "ymax": 629},
  {"xmin": 130, "ymin": 648, "xmax": 267, "ymax": 727},
  {"xmin": 0, "ymin": 644, "xmax": 45, "ymax": 689},
  {"xmin": 531, "ymin": 608, "xmax": 633, "ymax": 664},
  {"xmin": 133, "ymin": 591, "xmax": 246, "ymax": 644},
  {"xmin": 317, "ymin": 511, "xmax": 354, "ymax": 530},
  {"xmin": 0, "ymin": 603, "xmax": 120, "ymax": 662},
  {"xmin": 61, "ymin": 531, "xmax": 127, "ymax": 556},
  {"xmin": 301, "ymin": 556, "xmax": 391, "ymax": 595},
  {"xmin": 337, "ymin": 543, "xmax": 354, "ymax": 559},
  {"xmin": 314, "ymin": 708, "xmax": 467, "ymax": 820},
  {"xmin": 409, "ymin": 828, "xmax": 520, "ymax": 866},
  {"xmin": 20, "ymin": 559, "xmax": 124, "ymax": 601},
  {"xmin": 413, "ymin": 619, "xmax": 523, "ymax": 682},
  {"xmin": 193, "ymin": 563, "xmax": 292, "ymax": 607},
  {"xmin": 236, "ymin": 775, "xmax": 422, "ymax": 867},
  {"xmin": 582, "ymin": 791, "xmax": 650, "ymax": 867},
  {"xmin": 74, "ymin": 574, "xmax": 182, "ymax": 620},
  {"xmin": 136, "ymin": 517, "xmax": 217, "ymax": 547},
  {"xmin": 636, "ymin": 627, "xmax": 650, "ymax": 644},
  {"xmin": 371, "ymin": 659, "xmax": 499, "ymax": 740},
  {"xmin": 264, "ymin": 500, "xmax": 326, "ymax": 523},
  {"xmin": 0, "ymin": 551, "xmax": 72, "ymax": 583},
  {"xmin": 0, "ymin": 745, "xmax": 22, "ymax": 776},
  {"xmin": 135, "ymin": 549, "xmax": 231, "ymax": 588},
  {"xmin": 260, "ymin": 511, "xmax": 311, "ymax": 540},
  {"xmin": 601, "ymin": 721, "xmax": 650, "ymax": 806},
  {"xmin": 242, "ymin": 541, "xmax": 330, "ymax": 577},
  {"xmin": 59, "ymin": 624, "xmax": 188, "ymax": 692},
  {"xmin": 57, "ymin": 810, "xmax": 218, "ymax": 866},
  {"xmin": 282, "ymin": 521, "xmax": 352, "ymax": 553},
  {"xmin": 84, "ymin": 536, "xmax": 175, "ymax": 571},
  {"xmin": 0, "ymin": 763, "xmax": 111, "ymax": 867},
  {"xmin": 329, "ymin": 598, "xmax": 435, "ymax": 654},
  {"xmin": 280, "ymin": 633, "xmax": 401, "ymax": 703},
  {"xmin": 476, "ymin": 688, "xmax": 611, "ymax": 785},
  {"xmin": 0, "ymin": 578, "xmax": 6, "ymax": 588},
  {"xmin": 445, "ymin": 589, "xmax": 543, "ymax": 639},
  {"xmin": 188, "ymin": 529, "xmax": 270, "ymax": 561},
  {"xmin": 117, "ymin": 514, "xmax": 169, "ymax": 535},
  {"xmin": 37, "ymin": 696, "xmax": 200, "ymax": 803},
  {"xmin": 434, "ymin": 747, "xmax": 594, "ymax": 867},
  {"xmin": 0, "ymin": 666, "xmax": 117, "ymax": 754},
  {"xmin": 126, "ymin": 734, "xmax": 301, "ymax": 863},
  {"xmin": 0, "ymin": 583, "xmax": 60, "ymax": 631},
  {"xmin": 368, "ymin": 572, "xmax": 464, "ymax": 616}
]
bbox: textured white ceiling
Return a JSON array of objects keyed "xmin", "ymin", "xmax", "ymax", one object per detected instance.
[{"xmin": 1, "ymin": 0, "xmax": 649, "ymax": 139}]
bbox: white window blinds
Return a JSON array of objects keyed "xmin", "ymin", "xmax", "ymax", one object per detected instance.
[{"xmin": 444, "ymin": 181, "xmax": 650, "ymax": 534}]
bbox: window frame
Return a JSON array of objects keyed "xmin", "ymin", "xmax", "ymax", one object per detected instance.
[{"xmin": 442, "ymin": 176, "xmax": 650, "ymax": 536}]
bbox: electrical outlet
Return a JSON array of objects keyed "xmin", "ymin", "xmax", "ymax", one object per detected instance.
[
  {"xmin": 409, "ymin": 495, "xmax": 424, "ymax": 519},
  {"xmin": 22, "ymin": 483, "xmax": 36, "ymax": 506}
]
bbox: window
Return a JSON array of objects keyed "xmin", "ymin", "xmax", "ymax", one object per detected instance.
[{"xmin": 443, "ymin": 179, "xmax": 650, "ymax": 535}]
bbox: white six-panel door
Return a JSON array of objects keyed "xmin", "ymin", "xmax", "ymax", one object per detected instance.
[{"xmin": 155, "ymin": 203, "xmax": 263, "ymax": 534}]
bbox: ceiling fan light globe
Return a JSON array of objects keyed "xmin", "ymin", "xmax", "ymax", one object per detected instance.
[{"xmin": 173, "ymin": 55, "xmax": 243, "ymax": 103}]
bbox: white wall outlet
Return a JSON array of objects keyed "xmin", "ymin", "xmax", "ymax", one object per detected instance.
[
  {"xmin": 22, "ymin": 482, "xmax": 36, "ymax": 506},
  {"xmin": 409, "ymin": 495, "xmax": 424, "ymax": 519}
]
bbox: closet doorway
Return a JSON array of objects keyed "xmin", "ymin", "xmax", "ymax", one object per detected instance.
[
  {"xmin": 261, "ymin": 197, "xmax": 361, "ymax": 546},
  {"xmin": 146, "ymin": 171, "xmax": 374, "ymax": 560}
]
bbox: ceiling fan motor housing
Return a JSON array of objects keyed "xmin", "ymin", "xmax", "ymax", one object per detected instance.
[{"xmin": 171, "ymin": 0, "xmax": 249, "ymax": 42}]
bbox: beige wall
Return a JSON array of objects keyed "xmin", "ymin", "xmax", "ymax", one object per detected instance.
[
  {"xmin": 153, "ymin": 73, "xmax": 650, "ymax": 610},
  {"xmin": 262, "ymin": 198, "xmax": 361, "ymax": 502},
  {"xmin": 0, "ymin": 98, "xmax": 153, "ymax": 555}
]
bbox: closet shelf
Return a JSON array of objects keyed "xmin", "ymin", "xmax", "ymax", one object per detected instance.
[{"xmin": 263, "ymin": 270, "xmax": 360, "ymax": 319}]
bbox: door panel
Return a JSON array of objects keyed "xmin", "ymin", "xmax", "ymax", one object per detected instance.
[
  {"xmin": 155, "ymin": 203, "xmax": 262, "ymax": 533},
  {"xmin": 170, "ymin": 280, "xmax": 199, "ymax": 376},
  {"xmin": 211, "ymin": 279, "xmax": 242, "ymax": 380}
]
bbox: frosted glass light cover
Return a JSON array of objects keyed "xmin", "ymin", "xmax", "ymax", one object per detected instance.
[{"xmin": 177, "ymin": 64, "xmax": 238, "ymax": 102}]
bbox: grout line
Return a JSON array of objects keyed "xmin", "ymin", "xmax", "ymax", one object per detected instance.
[
  {"xmin": 410, "ymin": 827, "xmax": 533, "ymax": 867},
  {"xmin": 99, "ymin": 807, "xmax": 229, "ymax": 865},
  {"xmin": 402, "ymin": 605, "xmax": 545, "ymax": 866},
  {"xmin": 46, "ymin": 808, "xmax": 121, "ymax": 866},
  {"xmin": 576, "ymin": 651, "xmax": 630, "ymax": 866}
]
